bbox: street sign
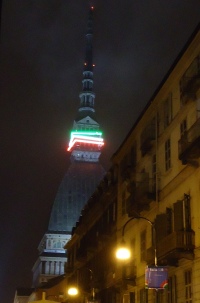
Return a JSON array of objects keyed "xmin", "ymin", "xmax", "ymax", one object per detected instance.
[{"xmin": 145, "ymin": 266, "xmax": 168, "ymax": 289}]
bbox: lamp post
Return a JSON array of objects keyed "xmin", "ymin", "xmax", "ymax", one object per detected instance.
[
  {"xmin": 67, "ymin": 268, "xmax": 97, "ymax": 303},
  {"xmin": 116, "ymin": 216, "xmax": 168, "ymax": 294},
  {"xmin": 116, "ymin": 216, "xmax": 157, "ymax": 266}
]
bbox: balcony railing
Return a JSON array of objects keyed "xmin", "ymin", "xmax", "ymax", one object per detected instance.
[
  {"xmin": 178, "ymin": 117, "xmax": 200, "ymax": 164},
  {"xmin": 180, "ymin": 56, "xmax": 200, "ymax": 104},
  {"xmin": 126, "ymin": 174, "xmax": 156, "ymax": 215},
  {"xmin": 121, "ymin": 165, "xmax": 133, "ymax": 181},
  {"xmin": 76, "ymin": 247, "xmax": 88, "ymax": 265},
  {"xmin": 105, "ymin": 264, "xmax": 136, "ymax": 287},
  {"xmin": 146, "ymin": 230, "xmax": 195, "ymax": 265},
  {"xmin": 140, "ymin": 120, "xmax": 156, "ymax": 156}
]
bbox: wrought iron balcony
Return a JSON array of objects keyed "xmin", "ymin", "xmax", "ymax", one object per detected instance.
[
  {"xmin": 126, "ymin": 174, "xmax": 156, "ymax": 215},
  {"xmin": 178, "ymin": 117, "xmax": 200, "ymax": 164},
  {"xmin": 180, "ymin": 55, "xmax": 200, "ymax": 104},
  {"xmin": 105, "ymin": 264, "xmax": 136, "ymax": 288},
  {"xmin": 121, "ymin": 165, "xmax": 133, "ymax": 181},
  {"xmin": 76, "ymin": 247, "xmax": 88, "ymax": 265},
  {"xmin": 146, "ymin": 230, "xmax": 195, "ymax": 266},
  {"xmin": 140, "ymin": 120, "xmax": 156, "ymax": 156}
]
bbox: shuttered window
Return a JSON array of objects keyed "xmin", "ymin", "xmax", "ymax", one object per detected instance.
[{"xmin": 173, "ymin": 195, "xmax": 191, "ymax": 231}]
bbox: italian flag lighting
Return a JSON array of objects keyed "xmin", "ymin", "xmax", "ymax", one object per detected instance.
[{"xmin": 67, "ymin": 131, "xmax": 104, "ymax": 152}]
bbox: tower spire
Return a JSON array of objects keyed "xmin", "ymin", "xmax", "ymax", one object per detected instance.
[
  {"xmin": 67, "ymin": 6, "xmax": 104, "ymax": 162},
  {"xmin": 79, "ymin": 6, "xmax": 95, "ymax": 114},
  {"xmin": 84, "ymin": 6, "xmax": 94, "ymax": 72}
]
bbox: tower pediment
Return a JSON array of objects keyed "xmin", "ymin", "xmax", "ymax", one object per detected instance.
[{"xmin": 75, "ymin": 116, "xmax": 99, "ymax": 126}]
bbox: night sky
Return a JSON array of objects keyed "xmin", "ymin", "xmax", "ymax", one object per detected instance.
[{"xmin": 1, "ymin": 1, "xmax": 200, "ymax": 302}]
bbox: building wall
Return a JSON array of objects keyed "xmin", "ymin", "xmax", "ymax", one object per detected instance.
[{"xmin": 113, "ymin": 26, "xmax": 200, "ymax": 303}]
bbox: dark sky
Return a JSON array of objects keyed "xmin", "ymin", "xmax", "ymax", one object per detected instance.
[{"xmin": 1, "ymin": 1, "xmax": 200, "ymax": 302}]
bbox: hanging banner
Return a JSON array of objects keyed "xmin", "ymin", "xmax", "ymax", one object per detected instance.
[{"xmin": 145, "ymin": 266, "xmax": 168, "ymax": 289}]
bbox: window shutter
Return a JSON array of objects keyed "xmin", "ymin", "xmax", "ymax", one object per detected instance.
[
  {"xmin": 173, "ymin": 195, "xmax": 191, "ymax": 231},
  {"xmin": 174, "ymin": 200, "xmax": 184, "ymax": 231}
]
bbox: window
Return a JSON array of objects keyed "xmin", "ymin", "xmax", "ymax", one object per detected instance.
[
  {"xmin": 173, "ymin": 194, "xmax": 191, "ymax": 232},
  {"xmin": 140, "ymin": 118, "xmax": 156, "ymax": 156},
  {"xmin": 139, "ymin": 288, "xmax": 148, "ymax": 303},
  {"xmin": 165, "ymin": 139, "xmax": 171, "ymax": 171},
  {"xmin": 164, "ymin": 93, "xmax": 173, "ymax": 128},
  {"xmin": 152, "ymin": 154, "xmax": 156, "ymax": 192},
  {"xmin": 180, "ymin": 55, "xmax": 200, "ymax": 104},
  {"xmin": 180, "ymin": 119, "xmax": 187, "ymax": 137},
  {"xmin": 140, "ymin": 230, "xmax": 146, "ymax": 261},
  {"xmin": 168, "ymin": 275, "xmax": 177, "ymax": 303},
  {"xmin": 130, "ymin": 292, "xmax": 135, "ymax": 303},
  {"xmin": 120, "ymin": 156, "xmax": 128, "ymax": 178},
  {"xmin": 155, "ymin": 211, "xmax": 172, "ymax": 243},
  {"xmin": 42, "ymin": 261, "xmax": 46, "ymax": 274},
  {"xmin": 185, "ymin": 270, "xmax": 192, "ymax": 303}
]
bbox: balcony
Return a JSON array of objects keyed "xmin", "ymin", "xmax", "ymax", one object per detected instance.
[
  {"xmin": 140, "ymin": 120, "xmax": 156, "ymax": 156},
  {"xmin": 126, "ymin": 174, "xmax": 156, "ymax": 215},
  {"xmin": 180, "ymin": 56, "xmax": 200, "ymax": 104},
  {"xmin": 76, "ymin": 247, "xmax": 87, "ymax": 266},
  {"xmin": 146, "ymin": 230, "xmax": 195, "ymax": 266},
  {"xmin": 87, "ymin": 238, "xmax": 99, "ymax": 255},
  {"xmin": 97, "ymin": 223, "xmax": 116, "ymax": 246},
  {"xmin": 106, "ymin": 264, "xmax": 136, "ymax": 288},
  {"xmin": 178, "ymin": 117, "xmax": 200, "ymax": 165},
  {"xmin": 121, "ymin": 165, "xmax": 133, "ymax": 181}
]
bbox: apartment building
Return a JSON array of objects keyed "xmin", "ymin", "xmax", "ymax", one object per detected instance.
[{"xmin": 65, "ymin": 24, "xmax": 200, "ymax": 303}]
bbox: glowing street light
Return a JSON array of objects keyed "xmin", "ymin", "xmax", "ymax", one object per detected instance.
[
  {"xmin": 67, "ymin": 287, "xmax": 79, "ymax": 296},
  {"xmin": 115, "ymin": 239, "xmax": 131, "ymax": 260}
]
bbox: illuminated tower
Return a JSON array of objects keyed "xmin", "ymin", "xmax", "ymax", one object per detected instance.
[{"xmin": 32, "ymin": 7, "xmax": 105, "ymax": 287}]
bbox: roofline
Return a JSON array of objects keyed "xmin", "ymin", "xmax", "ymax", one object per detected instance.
[{"xmin": 111, "ymin": 22, "xmax": 200, "ymax": 159}]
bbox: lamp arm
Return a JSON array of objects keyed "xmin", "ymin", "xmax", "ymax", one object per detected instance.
[
  {"xmin": 121, "ymin": 216, "xmax": 157, "ymax": 266},
  {"xmin": 122, "ymin": 216, "xmax": 153, "ymax": 236}
]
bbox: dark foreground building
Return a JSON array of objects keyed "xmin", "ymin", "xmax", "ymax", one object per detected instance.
[{"xmin": 32, "ymin": 7, "xmax": 105, "ymax": 287}]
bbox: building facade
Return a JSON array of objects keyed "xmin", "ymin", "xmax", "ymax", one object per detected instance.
[
  {"xmin": 32, "ymin": 7, "xmax": 105, "ymax": 288},
  {"xmin": 65, "ymin": 24, "xmax": 200, "ymax": 303}
]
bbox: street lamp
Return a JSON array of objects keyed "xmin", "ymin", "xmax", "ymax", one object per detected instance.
[
  {"xmin": 67, "ymin": 287, "xmax": 79, "ymax": 296},
  {"xmin": 67, "ymin": 268, "xmax": 97, "ymax": 303},
  {"xmin": 116, "ymin": 216, "xmax": 157, "ymax": 266},
  {"xmin": 116, "ymin": 216, "xmax": 168, "ymax": 291}
]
